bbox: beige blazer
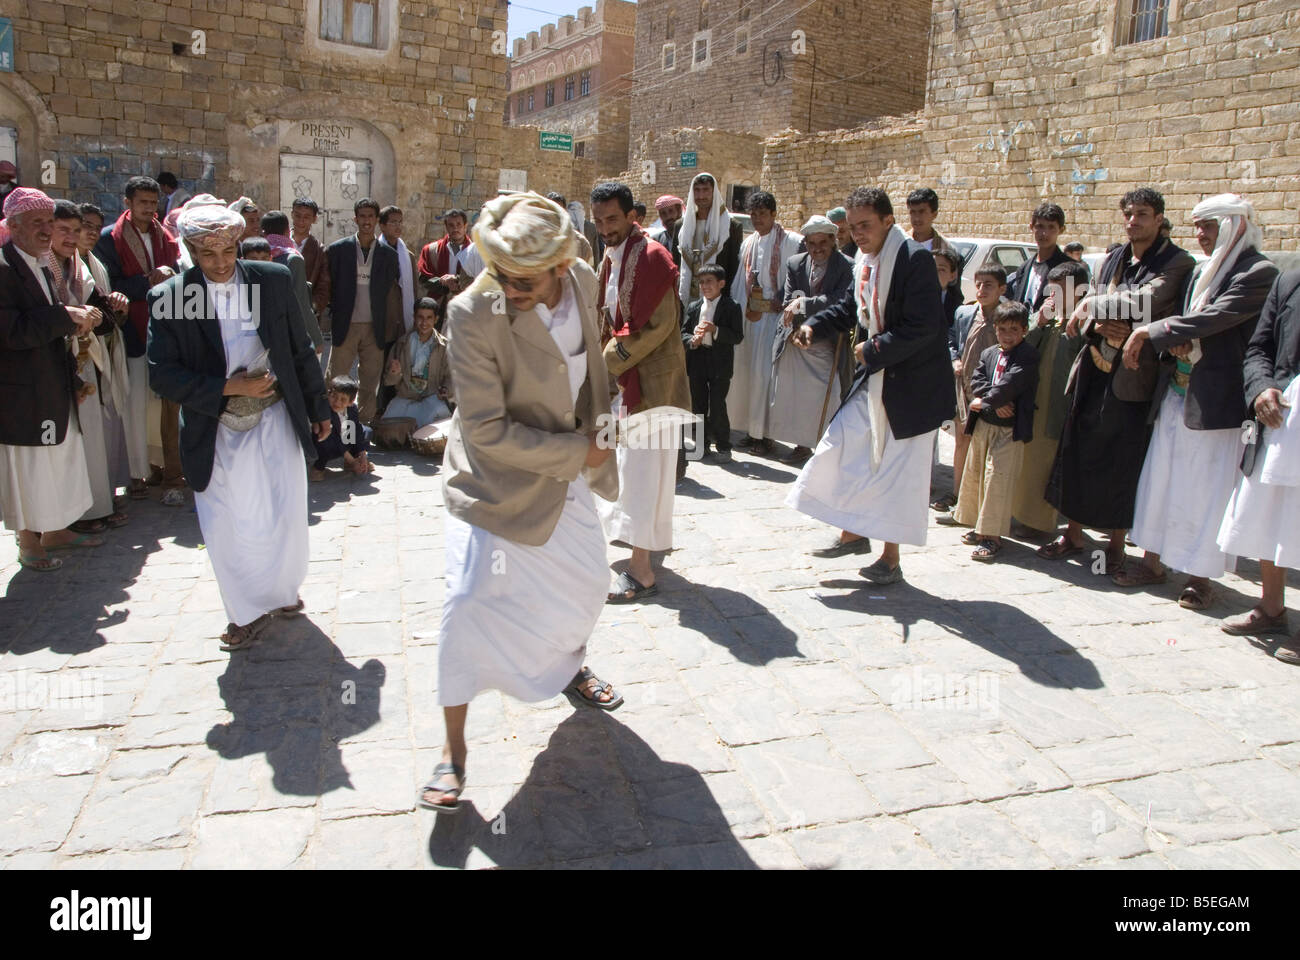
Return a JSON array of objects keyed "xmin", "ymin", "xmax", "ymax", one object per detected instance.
[{"xmin": 442, "ymin": 258, "xmax": 619, "ymax": 546}]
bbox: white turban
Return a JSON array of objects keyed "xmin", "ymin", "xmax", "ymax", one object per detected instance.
[
  {"xmin": 800, "ymin": 215, "xmax": 838, "ymax": 237},
  {"xmin": 469, "ymin": 191, "xmax": 577, "ymax": 292},
  {"xmin": 1187, "ymin": 194, "xmax": 1262, "ymax": 315},
  {"xmin": 176, "ymin": 201, "xmax": 245, "ymax": 250}
]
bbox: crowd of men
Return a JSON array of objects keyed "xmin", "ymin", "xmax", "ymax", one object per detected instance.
[{"xmin": 0, "ymin": 170, "xmax": 1297, "ymax": 676}]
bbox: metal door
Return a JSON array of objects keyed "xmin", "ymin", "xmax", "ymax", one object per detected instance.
[{"xmin": 279, "ymin": 152, "xmax": 373, "ymax": 246}]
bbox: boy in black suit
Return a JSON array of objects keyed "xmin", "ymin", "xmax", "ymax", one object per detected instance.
[
  {"xmin": 947, "ymin": 301, "xmax": 1039, "ymax": 560},
  {"xmin": 681, "ymin": 264, "xmax": 743, "ymax": 463},
  {"xmin": 311, "ymin": 376, "xmax": 374, "ymax": 480}
]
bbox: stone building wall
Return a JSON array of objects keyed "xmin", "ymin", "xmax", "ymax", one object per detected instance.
[
  {"xmin": 0, "ymin": 0, "xmax": 508, "ymax": 244},
  {"xmin": 622, "ymin": 126, "xmax": 766, "ymax": 213},
  {"xmin": 763, "ymin": 0, "xmax": 1300, "ymax": 252},
  {"xmin": 500, "ymin": 124, "xmax": 598, "ymax": 203},
  {"xmin": 628, "ymin": 0, "xmax": 931, "ymax": 146}
]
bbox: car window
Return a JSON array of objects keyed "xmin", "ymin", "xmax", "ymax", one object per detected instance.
[
  {"xmin": 951, "ymin": 241, "xmax": 976, "ymax": 266},
  {"xmin": 993, "ymin": 246, "xmax": 1028, "ymax": 271}
]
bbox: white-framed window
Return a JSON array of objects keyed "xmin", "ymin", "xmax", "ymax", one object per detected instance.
[
  {"xmin": 691, "ymin": 30, "xmax": 711, "ymax": 70},
  {"xmin": 320, "ymin": 0, "xmax": 381, "ymax": 48},
  {"xmin": 735, "ymin": 26, "xmax": 749, "ymax": 54},
  {"xmin": 662, "ymin": 42, "xmax": 676, "ymax": 71}
]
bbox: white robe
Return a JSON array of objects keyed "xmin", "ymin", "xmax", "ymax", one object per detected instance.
[
  {"xmin": 438, "ymin": 278, "xmax": 606, "ymax": 705},
  {"xmin": 1218, "ymin": 376, "xmax": 1300, "ymax": 570},
  {"xmin": 1131, "ymin": 392, "xmax": 1243, "ymax": 578},
  {"xmin": 193, "ymin": 270, "xmax": 309, "ymax": 627},
  {"xmin": 597, "ymin": 395, "xmax": 678, "ymax": 552},
  {"xmin": 728, "ymin": 228, "xmax": 802, "ymax": 438},
  {"xmin": 786, "ymin": 388, "xmax": 936, "ymax": 546}
]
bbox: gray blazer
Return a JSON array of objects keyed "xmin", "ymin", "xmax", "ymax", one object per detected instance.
[
  {"xmin": 441, "ymin": 259, "xmax": 619, "ymax": 546},
  {"xmin": 1145, "ymin": 247, "xmax": 1278, "ymax": 430},
  {"xmin": 273, "ymin": 250, "xmax": 324, "ymax": 351},
  {"xmin": 783, "ymin": 249, "xmax": 853, "ymax": 319}
]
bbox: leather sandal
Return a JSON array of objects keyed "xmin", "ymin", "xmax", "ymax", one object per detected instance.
[
  {"xmin": 1110, "ymin": 563, "xmax": 1166, "ymax": 587},
  {"xmin": 417, "ymin": 762, "xmax": 466, "ymax": 812},
  {"xmin": 1037, "ymin": 535, "xmax": 1086, "ymax": 560},
  {"xmin": 1178, "ymin": 582, "xmax": 1213, "ymax": 611},
  {"xmin": 564, "ymin": 666, "xmax": 624, "ymax": 711}
]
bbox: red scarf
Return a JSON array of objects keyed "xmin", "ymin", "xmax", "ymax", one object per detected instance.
[
  {"xmin": 417, "ymin": 235, "xmax": 471, "ymax": 279},
  {"xmin": 596, "ymin": 224, "xmax": 679, "ymax": 409},
  {"xmin": 110, "ymin": 211, "xmax": 180, "ymax": 344}
]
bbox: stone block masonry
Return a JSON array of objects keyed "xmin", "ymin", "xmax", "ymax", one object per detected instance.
[
  {"xmin": 762, "ymin": 0, "xmax": 1300, "ymax": 252},
  {"xmin": 3, "ymin": 0, "xmax": 511, "ymax": 242}
]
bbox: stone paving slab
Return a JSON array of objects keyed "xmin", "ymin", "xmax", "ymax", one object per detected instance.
[{"xmin": 1, "ymin": 432, "xmax": 1298, "ymax": 869}]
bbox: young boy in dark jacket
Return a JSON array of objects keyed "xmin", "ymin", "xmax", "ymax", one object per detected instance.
[
  {"xmin": 948, "ymin": 301, "xmax": 1039, "ymax": 560},
  {"xmin": 681, "ymin": 264, "xmax": 744, "ymax": 463}
]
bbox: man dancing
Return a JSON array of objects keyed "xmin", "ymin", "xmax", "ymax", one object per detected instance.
[
  {"xmin": 787, "ymin": 188, "xmax": 954, "ymax": 583},
  {"xmin": 148, "ymin": 201, "xmax": 331, "ymax": 651},
  {"xmin": 421, "ymin": 192, "xmax": 623, "ymax": 813}
]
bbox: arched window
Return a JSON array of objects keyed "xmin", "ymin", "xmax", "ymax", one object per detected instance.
[{"xmin": 665, "ymin": 13, "xmax": 675, "ymax": 38}]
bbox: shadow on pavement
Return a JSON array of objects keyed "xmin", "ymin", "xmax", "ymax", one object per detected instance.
[
  {"xmin": 813, "ymin": 581, "xmax": 1102, "ymax": 690},
  {"xmin": 427, "ymin": 712, "xmax": 758, "ymax": 869},
  {"xmin": 205, "ymin": 615, "xmax": 386, "ymax": 796}
]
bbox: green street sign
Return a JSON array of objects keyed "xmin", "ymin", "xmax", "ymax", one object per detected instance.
[
  {"xmin": 680, "ymin": 151, "xmax": 698, "ymax": 168},
  {"xmin": 540, "ymin": 131, "xmax": 573, "ymax": 152}
]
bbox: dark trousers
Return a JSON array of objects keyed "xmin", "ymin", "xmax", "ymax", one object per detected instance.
[
  {"xmin": 688, "ymin": 359, "xmax": 732, "ymax": 453},
  {"xmin": 313, "ymin": 423, "xmax": 372, "ymax": 470}
]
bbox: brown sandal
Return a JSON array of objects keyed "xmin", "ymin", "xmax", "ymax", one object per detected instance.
[
  {"xmin": 219, "ymin": 618, "xmax": 265, "ymax": 652},
  {"xmin": 1178, "ymin": 582, "xmax": 1213, "ymax": 611},
  {"xmin": 1038, "ymin": 536, "xmax": 1085, "ymax": 560},
  {"xmin": 1111, "ymin": 563, "xmax": 1167, "ymax": 587}
]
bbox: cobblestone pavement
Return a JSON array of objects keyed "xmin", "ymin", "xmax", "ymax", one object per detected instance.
[{"xmin": 2, "ymin": 432, "xmax": 1299, "ymax": 870}]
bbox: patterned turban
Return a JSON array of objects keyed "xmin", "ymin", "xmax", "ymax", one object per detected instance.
[
  {"xmin": 176, "ymin": 200, "xmax": 245, "ymax": 250},
  {"xmin": 800, "ymin": 214, "xmax": 839, "ymax": 237},
  {"xmin": 655, "ymin": 195, "xmax": 684, "ymax": 210},
  {"xmin": 470, "ymin": 191, "xmax": 577, "ymax": 289},
  {"xmin": 2, "ymin": 187, "xmax": 55, "ymax": 219}
]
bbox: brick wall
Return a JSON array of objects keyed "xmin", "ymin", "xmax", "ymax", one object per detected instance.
[
  {"xmin": 763, "ymin": 0, "xmax": 1300, "ymax": 252},
  {"xmin": 1, "ymin": 0, "xmax": 508, "ymax": 242}
]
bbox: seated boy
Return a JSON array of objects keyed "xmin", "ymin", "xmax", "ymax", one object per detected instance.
[
  {"xmin": 311, "ymin": 376, "xmax": 374, "ymax": 481},
  {"xmin": 681, "ymin": 264, "xmax": 744, "ymax": 463},
  {"xmin": 948, "ymin": 301, "xmax": 1039, "ymax": 560},
  {"xmin": 933, "ymin": 264, "xmax": 1008, "ymax": 511}
]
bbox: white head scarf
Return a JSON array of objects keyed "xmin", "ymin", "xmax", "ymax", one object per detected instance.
[
  {"xmin": 468, "ymin": 191, "xmax": 578, "ymax": 295},
  {"xmin": 800, "ymin": 215, "xmax": 839, "ymax": 237},
  {"xmin": 677, "ymin": 172, "xmax": 731, "ymax": 302},
  {"xmin": 567, "ymin": 201, "xmax": 586, "ymax": 234},
  {"xmin": 1187, "ymin": 194, "xmax": 1263, "ymax": 314}
]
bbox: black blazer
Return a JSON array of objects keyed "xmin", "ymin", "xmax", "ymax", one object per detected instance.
[
  {"xmin": 325, "ymin": 235, "xmax": 400, "ymax": 348},
  {"xmin": 681, "ymin": 293, "xmax": 744, "ymax": 379},
  {"xmin": 0, "ymin": 241, "xmax": 81, "ymax": 446},
  {"xmin": 967, "ymin": 339, "xmax": 1040, "ymax": 443},
  {"xmin": 1007, "ymin": 247, "xmax": 1071, "ymax": 311},
  {"xmin": 146, "ymin": 261, "xmax": 330, "ymax": 492},
  {"xmin": 806, "ymin": 239, "xmax": 955, "ymax": 439},
  {"xmin": 1147, "ymin": 248, "xmax": 1278, "ymax": 430},
  {"xmin": 784, "ymin": 249, "xmax": 854, "ymax": 320}
]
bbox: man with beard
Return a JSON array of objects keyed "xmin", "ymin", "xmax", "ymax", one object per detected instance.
[
  {"xmin": 590, "ymin": 181, "xmax": 691, "ymax": 604},
  {"xmin": 1114, "ymin": 195, "xmax": 1277, "ymax": 609},
  {"xmin": 1041, "ymin": 187, "xmax": 1195, "ymax": 573}
]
